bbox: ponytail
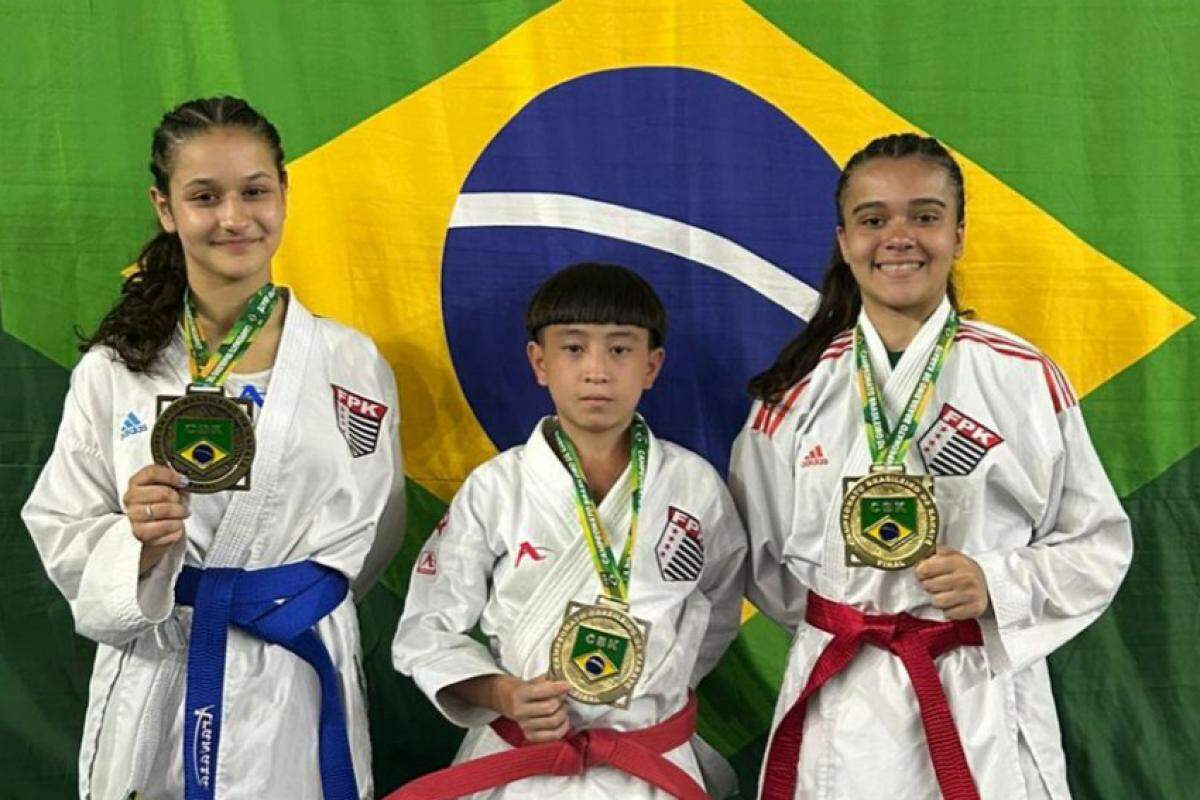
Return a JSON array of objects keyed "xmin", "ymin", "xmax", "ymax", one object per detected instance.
[
  {"xmin": 748, "ymin": 244, "xmax": 860, "ymax": 404},
  {"xmin": 79, "ymin": 231, "xmax": 187, "ymax": 372}
]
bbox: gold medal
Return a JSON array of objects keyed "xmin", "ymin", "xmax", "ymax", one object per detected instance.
[
  {"xmin": 155, "ymin": 283, "xmax": 277, "ymax": 493},
  {"xmin": 151, "ymin": 386, "xmax": 256, "ymax": 493},
  {"xmin": 841, "ymin": 466, "xmax": 938, "ymax": 570},
  {"xmin": 548, "ymin": 597, "xmax": 649, "ymax": 708}
]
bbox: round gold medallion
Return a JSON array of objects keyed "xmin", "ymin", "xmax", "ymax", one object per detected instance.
[
  {"xmin": 548, "ymin": 599, "xmax": 648, "ymax": 708},
  {"xmin": 840, "ymin": 469, "xmax": 938, "ymax": 570},
  {"xmin": 151, "ymin": 389, "xmax": 256, "ymax": 494}
]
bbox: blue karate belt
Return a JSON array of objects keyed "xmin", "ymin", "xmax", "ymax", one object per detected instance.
[{"xmin": 175, "ymin": 561, "xmax": 358, "ymax": 800}]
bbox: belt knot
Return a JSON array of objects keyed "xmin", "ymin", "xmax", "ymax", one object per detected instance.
[
  {"xmin": 859, "ymin": 614, "xmax": 900, "ymax": 647},
  {"xmin": 550, "ymin": 728, "xmax": 619, "ymax": 775}
]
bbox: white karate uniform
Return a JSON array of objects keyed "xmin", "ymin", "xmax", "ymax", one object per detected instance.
[
  {"xmin": 729, "ymin": 298, "xmax": 1131, "ymax": 800},
  {"xmin": 22, "ymin": 296, "xmax": 405, "ymax": 800},
  {"xmin": 393, "ymin": 419, "xmax": 747, "ymax": 799}
]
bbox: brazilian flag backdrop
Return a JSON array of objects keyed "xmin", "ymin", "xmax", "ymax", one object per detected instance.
[{"xmin": 2, "ymin": 1, "xmax": 1196, "ymax": 797}]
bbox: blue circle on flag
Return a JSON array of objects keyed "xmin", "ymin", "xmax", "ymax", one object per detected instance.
[{"xmin": 442, "ymin": 67, "xmax": 839, "ymax": 473}]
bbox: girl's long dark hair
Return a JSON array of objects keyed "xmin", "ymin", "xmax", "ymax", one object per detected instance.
[
  {"xmin": 748, "ymin": 133, "xmax": 967, "ymax": 404},
  {"xmin": 79, "ymin": 96, "xmax": 286, "ymax": 372}
]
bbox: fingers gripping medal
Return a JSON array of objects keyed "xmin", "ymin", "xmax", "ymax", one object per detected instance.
[
  {"xmin": 150, "ymin": 285, "xmax": 279, "ymax": 493},
  {"xmin": 841, "ymin": 314, "xmax": 957, "ymax": 569},
  {"xmin": 547, "ymin": 419, "xmax": 650, "ymax": 708}
]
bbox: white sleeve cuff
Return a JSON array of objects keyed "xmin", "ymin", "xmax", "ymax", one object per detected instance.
[
  {"xmin": 416, "ymin": 650, "xmax": 508, "ymax": 729},
  {"xmin": 137, "ymin": 535, "xmax": 186, "ymax": 623},
  {"xmin": 74, "ymin": 517, "xmax": 169, "ymax": 643},
  {"xmin": 974, "ymin": 548, "xmax": 1030, "ymax": 676}
]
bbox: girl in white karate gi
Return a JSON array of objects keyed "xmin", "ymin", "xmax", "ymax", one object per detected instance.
[
  {"xmin": 730, "ymin": 133, "xmax": 1132, "ymax": 800},
  {"xmin": 23, "ymin": 96, "xmax": 403, "ymax": 800}
]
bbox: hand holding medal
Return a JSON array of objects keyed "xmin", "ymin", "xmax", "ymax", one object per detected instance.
[
  {"xmin": 124, "ymin": 463, "xmax": 191, "ymax": 574},
  {"xmin": 547, "ymin": 418, "xmax": 651, "ymax": 708},
  {"xmin": 150, "ymin": 284, "xmax": 279, "ymax": 493},
  {"xmin": 841, "ymin": 313, "xmax": 957, "ymax": 569},
  {"xmin": 495, "ymin": 675, "xmax": 572, "ymax": 743},
  {"xmin": 915, "ymin": 545, "xmax": 990, "ymax": 620}
]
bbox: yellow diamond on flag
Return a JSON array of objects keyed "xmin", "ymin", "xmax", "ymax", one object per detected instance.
[
  {"xmin": 272, "ymin": 0, "xmax": 1193, "ymax": 506},
  {"xmin": 863, "ymin": 517, "xmax": 915, "ymax": 551},
  {"xmin": 574, "ymin": 650, "xmax": 619, "ymax": 682},
  {"xmin": 178, "ymin": 439, "xmax": 228, "ymax": 472}
]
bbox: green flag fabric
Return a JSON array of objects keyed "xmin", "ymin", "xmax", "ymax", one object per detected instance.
[{"xmin": 1, "ymin": 2, "xmax": 1196, "ymax": 797}]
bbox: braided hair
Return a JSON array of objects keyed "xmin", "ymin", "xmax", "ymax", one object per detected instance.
[{"xmin": 79, "ymin": 96, "xmax": 286, "ymax": 372}]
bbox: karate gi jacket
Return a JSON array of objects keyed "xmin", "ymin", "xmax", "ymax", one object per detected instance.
[
  {"xmin": 730, "ymin": 298, "xmax": 1131, "ymax": 800},
  {"xmin": 23, "ymin": 297, "xmax": 404, "ymax": 799},
  {"xmin": 393, "ymin": 419, "xmax": 747, "ymax": 799}
]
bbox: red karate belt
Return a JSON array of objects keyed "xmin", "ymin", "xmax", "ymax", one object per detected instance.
[
  {"xmin": 761, "ymin": 591, "xmax": 984, "ymax": 800},
  {"xmin": 382, "ymin": 693, "xmax": 706, "ymax": 800}
]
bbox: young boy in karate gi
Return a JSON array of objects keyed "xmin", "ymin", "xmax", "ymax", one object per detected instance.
[{"xmin": 391, "ymin": 262, "xmax": 747, "ymax": 800}]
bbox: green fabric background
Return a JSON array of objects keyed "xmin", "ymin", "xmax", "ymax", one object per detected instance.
[{"xmin": 1, "ymin": 2, "xmax": 1195, "ymax": 796}]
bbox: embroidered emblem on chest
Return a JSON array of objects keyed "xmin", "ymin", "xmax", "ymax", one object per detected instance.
[
  {"xmin": 331, "ymin": 384, "xmax": 388, "ymax": 457},
  {"xmin": 120, "ymin": 411, "xmax": 148, "ymax": 440},
  {"xmin": 655, "ymin": 506, "xmax": 705, "ymax": 582},
  {"xmin": 919, "ymin": 404, "xmax": 1004, "ymax": 476}
]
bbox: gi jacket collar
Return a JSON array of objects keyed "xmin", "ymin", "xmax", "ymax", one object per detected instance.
[
  {"xmin": 857, "ymin": 295, "xmax": 953, "ymax": 423},
  {"xmin": 506, "ymin": 416, "xmax": 663, "ymax": 672},
  {"xmin": 520, "ymin": 415, "xmax": 664, "ymax": 540},
  {"xmin": 201, "ymin": 292, "xmax": 316, "ymax": 568}
]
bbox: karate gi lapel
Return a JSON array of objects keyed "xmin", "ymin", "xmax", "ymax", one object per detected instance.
[
  {"xmin": 204, "ymin": 294, "xmax": 316, "ymax": 568},
  {"xmin": 862, "ymin": 296, "xmax": 953, "ymax": 467},
  {"xmin": 503, "ymin": 418, "xmax": 659, "ymax": 676},
  {"xmin": 822, "ymin": 298, "xmax": 953, "ymax": 593}
]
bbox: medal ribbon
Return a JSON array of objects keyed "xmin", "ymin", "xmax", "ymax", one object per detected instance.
[
  {"xmin": 855, "ymin": 312, "xmax": 958, "ymax": 467},
  {"xmin": 182, "ymin": 283, "xmax": 279, "ymax": 387},
  {"xmin": 551, "ymin": 417, "xmax": 649, "ymax": 605}
]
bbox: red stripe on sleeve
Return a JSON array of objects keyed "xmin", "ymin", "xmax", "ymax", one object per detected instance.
[
  {"xmin": 955, "ymin": 331, "xmax": 1064, "ymax": 414},
  {"xmin": 752, "ymin": 401, "xmax": 770, "ymax": 433},
  {"xmin": 766, "ymin": 378, "xmax": 810, "ymax": 438}
]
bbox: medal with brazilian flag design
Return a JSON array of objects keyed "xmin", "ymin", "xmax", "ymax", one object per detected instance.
[
  {"xmin": 150, "ymin": 284, "xmax": 279, "ymax": 493},
  {"xmin": 841, "ymin": 313, "xmax": 957, "ymax": 569},
  {"xmin": 547, "ymin": 417, "xmax": 651, "ymax": 708}
]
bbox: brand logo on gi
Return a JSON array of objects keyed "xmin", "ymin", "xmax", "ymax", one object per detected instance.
[
  {"xmin": 801, "ymin": 444, "xmax": 828, "ymax": 468},
  {"xmin": 416, "ymin": 550, "xmax": 438, "ymax": 576},
  {"xmin": 192, "ymin": 704, "xmax": 216, "ymax": 788},
  {"xmin": 120, "ymin": 412, "xmax": 147, "ymax": 440},
  {"xmin": 238, "ymin": 384, "xmax": 265, "ymax": 408},
  {"xmin": 514, "ymin": 541, "xmax": 550, "ymax": 567}
]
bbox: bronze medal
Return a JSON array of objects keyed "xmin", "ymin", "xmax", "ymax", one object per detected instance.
[
  {"xmin": 841, "ymin": 466, "xmax": 938, "ymax": 570},
  {"xmin": 548, "ymin": 598, "xmax": 649, "ymax": 709},
  {"xmin": 151, "ymin": 386, "xmax": 255, "ymax": 493}
]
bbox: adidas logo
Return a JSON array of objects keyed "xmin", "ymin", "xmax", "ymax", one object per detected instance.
[
  {"xmin": 120, "ymin": 412, "xmax": 148, "ymax": 440},
  {"xmin": 801, "ymin": 444, "xmax": 828, "ymax": 468},
  {"xmin": 239, "ymin": 384, "xmax": 266, "ymax": 408}
]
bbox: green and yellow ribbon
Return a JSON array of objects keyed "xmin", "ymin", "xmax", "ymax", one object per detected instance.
[
  {"xmin": 550, "ymin": 417, "xmax": 649, "ymax": 605},
  {"xmin": 181, "ymin": 283, "xmax": 279, "ymax": 388},
  {"xmin": 855, "ymin": 312, "xmax": 958, "ymax": 467}
]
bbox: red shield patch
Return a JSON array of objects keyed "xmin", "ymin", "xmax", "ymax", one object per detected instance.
[
  {"xmin": 919, "ymin": 404, "xmax": 1003, "ymax": 476},
  {"xmin": 655, "ymin": 506, "xmax": 704, "ymax": 582},
  {"xmin": 331, "ymin": 384, "xmax": 388, "ymax": 457}
]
